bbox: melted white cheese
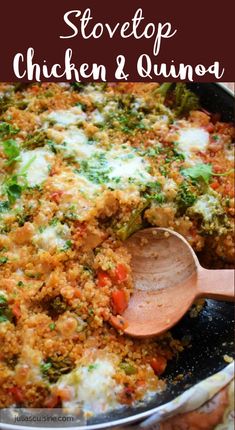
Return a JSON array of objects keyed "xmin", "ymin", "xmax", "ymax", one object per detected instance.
[
  {"xmin": 18, "ymin": 148, "xmax": 54, "ymax": 187},
  {"xmin": 107, "ymin": 148, "xmax": 153, "ymax": 186},
  {"xmin": 191, "ymin": 194, "xmax": 221, "ymax": 221},
  {"xmin": 89, "ymin": 109, "xmax": 105, "ymax": 125},
  {"xmin": 33, "ymin": 223, "xmax": 70, "ymax": 251},
  {"xmin": 49, "ymin": 169, "xmax": 101, "ymax": 221},
  {"xmin": 58, "ymin": 359, "xmax": 121, "ymax": 416},
  {"xmin": 163, "ymin": 178, "xmax": 178, "ymax": 199},
  {"xmin": 52, "ymin": 170, "xmax": 100, "ymax": 197},
  {"xmin": 177, "ymin": 127, "xmax": 209, "ymax": 162},
  {"xmin": 0, "ymin": 290, "xmax": 8, "ymax": 299},
  {"xmin": 47, "ymin": 107, "xmax": 86, "ymax": 126},
  {"xmin": 48, "ymin": 128, "xmax": 100, "ymax": 160},
  {"xmin": 83, "ymin": 85, "xmax": 105, "ymax": 103},
  {"xmin": 225, "ymin": 146, "xmax": 235, "ymax": 162}
]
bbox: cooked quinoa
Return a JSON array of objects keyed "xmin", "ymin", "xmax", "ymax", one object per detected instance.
[{"xmin": 0, "ymin": 82, "xmax": 234, "ymax": 416}]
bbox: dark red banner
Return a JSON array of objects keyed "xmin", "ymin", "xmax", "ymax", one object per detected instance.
[{"xmin": 0, "ymin": 0, "xmax": 234, "ymax": 81}]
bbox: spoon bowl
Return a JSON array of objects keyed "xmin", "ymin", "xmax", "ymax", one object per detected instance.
[{"xmin": 122, "ymin": 228, "xmax": 234, "ymax": 337}]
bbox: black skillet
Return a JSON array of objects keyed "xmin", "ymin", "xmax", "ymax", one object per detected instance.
[
  {"xmin": 87, "ymin": 83, "xmax": 235, "ymax": 429},
  {"xmin": 0, "ymin": 84, "xmax": 234, "ymax": 430}
]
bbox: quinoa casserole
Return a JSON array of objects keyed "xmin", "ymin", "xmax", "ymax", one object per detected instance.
[{"xmin": 0, "ymin": 83, "xmax": 234, "ymax": 417}]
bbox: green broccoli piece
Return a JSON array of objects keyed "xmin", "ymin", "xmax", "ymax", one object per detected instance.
[
  {"xmin": 47, "ymin": 295, "xmax": 68, "ymax": 317},
  {"xmin": 40, "ymin": 356, "xmax": 75, "ymax": 383},
  {"xmin": 0, "ymin": 294, "xmax": 13, "ymax": 323},
  {"xmin": 156, "ymin": 83, "xmax": 199, "ymax": 117},
  {"xmin": 173, "ymin": 83, "xmax": 199, "ymax": 116},
  {"xmin": 22, "ymin": 131, "xmax": 47, "ymax": 149},
  {"xmin": 116, "ymin": 200, "xmax": 150, "ymax": 241},
  {"xmin": 176, "ymin": 182, "xmax": 197, "ymax": 214},
  {"xmin": 155, "ymin": 83, "xmax": 174, "ymax": 99}
]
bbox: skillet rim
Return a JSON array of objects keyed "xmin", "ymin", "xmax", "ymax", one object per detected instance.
[{"xmin": 0, "ymin": 82, "xmax": 234, "ymax": 430}]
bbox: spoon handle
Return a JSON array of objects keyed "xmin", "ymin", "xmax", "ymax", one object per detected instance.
[{"xmin": 197, "ymin": 268, "xmax": 235, "ymax": 301}]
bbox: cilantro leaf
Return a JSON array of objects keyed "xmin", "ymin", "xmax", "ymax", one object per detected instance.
[
  {"xmin": 4, "ymin": 175, "xmax": 25, "ymax": 204},
  {"xmin": 181, "ymin": 163, "xmax": 212, "ymax": 184},
  {"xmin": 3, "ymin": 139, "xmax": 21, "ymax": 166}
]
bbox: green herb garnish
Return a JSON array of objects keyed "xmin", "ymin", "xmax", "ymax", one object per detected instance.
[
  {"xmin": 181, "ymin": 163, "xmax": 213, "ymax": 184},
  {"xmin": 0, "ymin": 256, "xmax": 8, "ymax": 264},
  {"xmin": 0, "ymin": 294, "xmax": 13, "ymax": 323},
  {"xmin": 0, "ymin": 122, "xmax": 19, "ymax": 138},
  {"xmin": 3, "ymin": 139, "xmax": 20, "ymax": 165},
  {"xmin": 49, "ymin": 322, "xmax": 56, "ymax": 331},
  {"xmin": 176, "ymin": 183, "xmax": 197, "ymax": 213}
]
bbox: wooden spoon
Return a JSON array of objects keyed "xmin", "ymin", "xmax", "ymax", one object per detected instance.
[{"xmin": 122, "ymin": 228, "xmax": 234, "ymax": 337}]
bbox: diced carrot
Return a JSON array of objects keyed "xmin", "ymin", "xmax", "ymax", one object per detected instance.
[
  {"xmin": 136, "ymin": 379, "xmax": 145, "ymax": 387},
  {"xmin": 97, "ymin": 271, "xmax": 111, "ymax": 288},
  {"xmin": 74, "ymin": 289, "xmax": 82, "ymax": 298},
  {"xmin": 223, "ymin": 183, "xmax": 234, "ymax": 197},
  {"xmin": 44, "ymin": 394, "xmax": 60, "ymax": 408},
  {"xmin": 50, "ymin": 191, "xmax": 63, "ymax": 204},
  {"xmin": 113, "ymin": 263, "xmax": 128, "ymax": 283},
  {"xmin": 149, "ymin": 356, "xmax": 167, "ymax": 375},
  {"xmin": 56, "ymin": 387, "xmax": 72, "ymax": 401},
  {"xmin": 12, "ymin": 303, "xmax": 21, "ymax": 319},
  {"xmin": 74, "ymin": 222, "xmax": 87, "ymax": 237},
  {"xmin": 210, "ymin": 181, "xmax": 219, "ymax": 190},
  {"xmin": 111, "ymin": 290, "xmax": 128, "ymax": 314},
  {"xmin": 206, "ymin": 123, "xmax": 214, "ymax": 133},
  {"xmin": 30, "ymin": 85, "xmax": 40, "ymax": 94},
  {"xmin": 109, "ymin": 315, "xmax": 128, "ymax": 331},
  {"xmin": 118, "ymin": 386, "xmax": 135, "ymax": 405},
  {"xmin": 8, "ymin": 386, "xmax": 24, "ymax": 403}
]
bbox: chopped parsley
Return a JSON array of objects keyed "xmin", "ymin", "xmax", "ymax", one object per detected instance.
[
  {"xmin": 0, "ymin": 256, "xmax": 8, "ymax": 264},
  {"xmin": 49, "ymin": 322, "xmax": 56, "ymax": 331},
  {"xmin": 78, "ymin": 153, "xmax": 110, "ymax": 184},
  {"xmin": 61, "ymin": 240, "xmax": 72, "ymax": 251},
  {"xmin": 88, "ymin": 363, "xmax": 98, "ymax": 372},
  {"xmin": 0, "ymin": 122, "xmax": 19, "ymax": 138}
]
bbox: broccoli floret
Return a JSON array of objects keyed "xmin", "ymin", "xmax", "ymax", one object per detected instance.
[
  {"xmin": 116, "ymin": 200, "xmax": 150, "ymax": 241},
  {"xmin": 156, "ymin": 83, "xmax": 199, "ymax": 117},
  {"xmin": 0, "ymin": 295, "xmax": 13, "ymax": 323},
  {"xmin": 188, "ymin": 192, "xmax": 230, "ymax": 235},
  {"xmin": 46, "ymin": 295, "xmax": 68, "ymax": 317},
  {"xmin": 23, "ymin": 131, "xmax": 47, "ymax": 149},
  {"xmin": 173, "ymin": 83, "xmax": 199, "ymax": 116},
  {"xmin": 176, "ymin": 183, "xmax": 197, "ymax": 214},
  {"xmin": 155, "ymin": 83, "xmax": 174, "ymax": 99},
  {"xmin": 40, "ymin": 356, "xmax": 75, "ymax": 383}
]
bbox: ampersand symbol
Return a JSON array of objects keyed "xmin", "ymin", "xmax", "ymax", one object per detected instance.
[{"xmin": 115, "ymin": 55, "xmax": 129, "ymax": 80}]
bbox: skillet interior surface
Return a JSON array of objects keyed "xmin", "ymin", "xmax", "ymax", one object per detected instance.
[
  {"xmin": 88, "ymin": 300, "xmax": 234, "ymax": 426},
  {"xmin": 0, "ymin": 83, "xmax": 234, "ymax": 429},
  {"xmin": 87, "ymin": 83, "xmax": 235, "ymax": 427}
]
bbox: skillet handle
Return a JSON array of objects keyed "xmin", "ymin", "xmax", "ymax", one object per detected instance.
[{"xmin": 197, "ymin": 268, "xmax": 235, "ymax": 301}]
